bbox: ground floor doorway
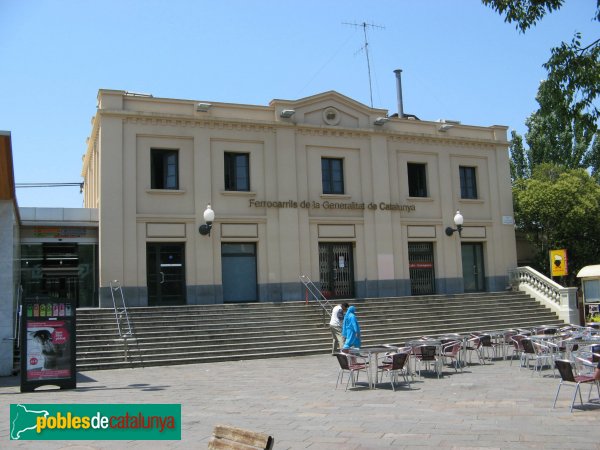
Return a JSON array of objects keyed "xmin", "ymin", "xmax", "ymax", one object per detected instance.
[
  {"xmin": 462, "ymin": 242, "xmax": 485, "ymax": 292},
  {"xmin": 408, "ymin": 242, "xmax": 435, "ymax": 295},
  {"xmin": 221, "ymin": 243, "xmax": 258, "ymax": 303},
  {"xmin": 318, "ymin": 242, "xmax": 355, "ymax": 299},
  {"xmin": 20, "ymin": 242, "xmax": 98, "ymax": 308},
  {"xmin": 146, "ymin": 243, "xmax": 186, "ymax": 306}
]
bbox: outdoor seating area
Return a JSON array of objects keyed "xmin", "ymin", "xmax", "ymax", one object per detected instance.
[{"xmin": 334, "ymin": 323, "xmax": 600, "ymax": 412}]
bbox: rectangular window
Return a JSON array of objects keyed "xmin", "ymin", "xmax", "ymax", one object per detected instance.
[
  {"xmin": 459, "ymin": 166, "xmax": 478, "ymax": 199},
  {"xmin": 151, "ymin": 149, "xmax": 179, "ymax": 190},
  {"xmin": 407, "ymin": 163, "xmax": 428, "ymax": 197},
  {"xmin": 224, "ymin": 152, "xmax": 250, "ymax": 191},
  {"xmin": 322, "ymin": 158, "xmax": 344, "ymax": 194}
]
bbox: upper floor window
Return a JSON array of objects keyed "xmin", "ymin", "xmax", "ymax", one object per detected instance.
[
  {"xmin": 408, "ymin": 163, "xmax": 428, "ymax": 197},
  {"xmin": 321, "ymin": 157, "xmax": 344, "ymax": 194},
  {"xmin": 224, "ymin": 152, "xmax": 250, "ymax": 191},
  {"xmin": 151, "ymin": 149, "xmax": 179, "ymax": 190},
  {"xmin": 459, "ymin": 166, "xmax": 478, "ymax": 199}
]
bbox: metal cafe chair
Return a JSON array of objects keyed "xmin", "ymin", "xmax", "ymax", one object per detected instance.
[
  {"xmin": 463, "ymin": 335, "xmax": 486, "ymax": 365},
  {"xmin": 520, "ymin": 338, "xmax": 553, "ymax": 376},
  {"xmin": 553, "ymin": 359, "xmax": 600, "ymax": 412},
  {"xmin": 413, "ymin": 344, "xmax": 442, "ymax": 378},
  {"xmin": 508, "ymin": 334, "xmax": 527, "ymax": 366},
  {"xmin": 377, "ymin": 352, "xmax": 411, "ymax": 391},
  {"xmin": 500, "ymin": 329, "xmax": 519, "ymax": 360},
  {"xmin": 334, "ymin": 353, "xmax": 370, "ymax": 391},
  {"xmin": 441, "ymin": 340, "xmax": 462, "ymax": 372}
]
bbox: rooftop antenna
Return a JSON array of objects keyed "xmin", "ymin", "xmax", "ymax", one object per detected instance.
[{"xmin": 343, "ymin": 21, "xmax": 385, "ymax": 107}]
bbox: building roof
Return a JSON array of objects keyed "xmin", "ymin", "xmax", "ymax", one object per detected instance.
[
  {"xmin": 577, "ymin": 265, "xmax": 600, "ymax": 278},
  {"xmin": 0, "ymin": 131, "xmax": 20, "ymax": 223},
  {"xmin": 0, "ymin": 131, "xmax": 16, "ymax": 201}
]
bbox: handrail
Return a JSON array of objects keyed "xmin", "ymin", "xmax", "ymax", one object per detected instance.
[
  {"xmin": 110, "ymin": 280, "xmax": 142, "ymax": 364},
  {"xmin": 508, "ymin": 266, "xmax": 579, "ymax": 324},
  {"xmin": 110, "ymin": 280, "xmax": 134, "ymax": 339},
  {"xmin": 14, "ymin": 285, "xmax": 23, "ymax": 347},
  {"xmin": 299, "ymin": 274, "xmax": 333, "ymax": 316}
]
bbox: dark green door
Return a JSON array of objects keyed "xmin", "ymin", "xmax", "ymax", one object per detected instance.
[
  {"xmin": 147, "ymin": 243, "xmax": 186, "ymax": 306},
  {"xmin": 221, "ymin": 243, "xmax": 257, "ymax": 302},
  {"xmin": 461, "ymin": 243, "xmax": 485, "ymax": 292}
]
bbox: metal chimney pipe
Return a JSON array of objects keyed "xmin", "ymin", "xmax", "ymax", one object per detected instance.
[{"xmin": 394, "ymin": 69, "xmax": 404, "ymax": 118}]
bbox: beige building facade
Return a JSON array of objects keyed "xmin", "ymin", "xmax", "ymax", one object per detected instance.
[{"xmin": 82, "ymin": 89, "xmax": 517, "ymax": 307}]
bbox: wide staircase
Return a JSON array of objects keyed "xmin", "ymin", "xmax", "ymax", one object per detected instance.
[{"xmin": 75, "ymin": 291, "xmax": 564, "ymax": 371}]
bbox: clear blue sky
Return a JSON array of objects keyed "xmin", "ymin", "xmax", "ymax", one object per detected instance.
[{"xmin": 1, "ymin": 0, "xmax": 597, "ymax": 208}]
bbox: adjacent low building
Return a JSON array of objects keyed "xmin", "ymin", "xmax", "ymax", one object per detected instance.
[
  {"xmin": 0, "ymin": 131, "xmax": 20, "ymax": 375},
  {"xmin": 81, "ymin": 89, "xmax": 517, "ymax": 307}
]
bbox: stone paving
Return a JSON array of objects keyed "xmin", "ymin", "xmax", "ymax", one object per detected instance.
[{"xmin": 0, "ymin": 354, "xmax": 599, "ymax": 449}]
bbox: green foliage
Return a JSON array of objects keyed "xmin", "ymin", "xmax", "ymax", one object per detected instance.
[
  {"xmin": 485, "ymin": 1, "xmax": 600, "ymax": 173},
  {"xmin": 542, "ymin": 33, "xmax": 600, "ymax": 137},
  {"xmin": 481, "ymin": 0, "xmax": 564, "ymax": 32},
  {"xmin": 486, "ymin": 1, "xmax": 600, "ymax": 285},
  {"xmin": 509, "ymin": 130, "xmax": 529, "ymax": 181},
  {"xmin": 525, "ymin": 75, "xmax": 599, "ymax": 174},
  {"xmin": 588, "ymin": 313, "xmax": 600, "ymax": 323},
  {"xmin": 513, "ymin": 164, "xmax": 600, "ymax": 285}
]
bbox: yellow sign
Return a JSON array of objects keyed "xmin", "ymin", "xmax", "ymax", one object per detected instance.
[{"xmin": 550, "ymin": 249, "xmax": 568, "ymax": 277}]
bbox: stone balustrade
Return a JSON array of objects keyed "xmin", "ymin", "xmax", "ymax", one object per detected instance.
[{"xmin": 508, "ymin": 266, "xmax": 579, "ymax": 324}]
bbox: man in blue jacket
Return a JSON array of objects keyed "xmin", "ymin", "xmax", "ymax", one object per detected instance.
[{"xmin": 342, "ymin": 305, "xmax": 361, "ymax": 350}]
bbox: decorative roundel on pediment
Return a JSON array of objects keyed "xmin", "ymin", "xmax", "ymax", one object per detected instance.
[{"xmin": 322, "ymin": 107, "xmax": 341, "ymax": 126}]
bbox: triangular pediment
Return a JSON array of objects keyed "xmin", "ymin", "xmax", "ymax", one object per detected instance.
[{"xmin": 270, "ymin": 91, "xmax": 388, "ymax": 128}]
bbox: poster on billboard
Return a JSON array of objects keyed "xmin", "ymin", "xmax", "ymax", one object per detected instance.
[
  {"xmin": 25, "ymin": 320, "xmax": 72, "ymax": 381},
  {"xmin": 550, "ymin": 249, "xmax": 568, "ymax": 277},
  {"xmin": 21, "ymin": 299, "xmax": 76, "ymax": 392}
]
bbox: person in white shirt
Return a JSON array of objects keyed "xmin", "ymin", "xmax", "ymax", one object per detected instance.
[{"xmin": 329, "ymin": 302, "xmax": 349, "ymax": 354}]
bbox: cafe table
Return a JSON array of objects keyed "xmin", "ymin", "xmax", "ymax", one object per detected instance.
[
  {"xmin": 406, "ymin": 339, "xmax": 444, "ymax": 377},
  {"xmin": 350, "ymin": 345, "xmax": 397, "ymax": 389}
]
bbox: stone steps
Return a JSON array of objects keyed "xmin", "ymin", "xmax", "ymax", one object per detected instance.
[{"xmin": 74, "ymin": 291, "xmax": 564, "ymax": 370}]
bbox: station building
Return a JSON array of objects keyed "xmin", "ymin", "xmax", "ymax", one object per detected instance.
[{"xmin": 81, "ymin": 89, "xmax": 517, "ymax": 308}]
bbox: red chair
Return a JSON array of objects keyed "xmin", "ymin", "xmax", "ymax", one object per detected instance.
[
  {"xmin": 413, "ymin": 345, "xmax": 441, "ymax": 378},
  {"xmin": 441, "ymin": 341, "xmax": 462, "ymax": 372},
  {"xmin": 334, "ymin": 353, "xmax": 370, "ymax": 391},
  {"xmin": 553, "ymin": 359, "xmax": 600, "ymax": 412},
  {"xmin": 464, "ymin": 336, "xmax": 485, "ymax": 365},
  {"xmin": 508, "ymin": 334, "xmax": 527, "ymax": 366},
  {"xmin": 377, "ymin": 352, "xmax": 411, "ymax": 391}
]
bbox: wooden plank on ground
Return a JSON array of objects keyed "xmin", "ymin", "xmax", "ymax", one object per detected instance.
[{"xmin": 208, "ymin": 424, "xmax": 274, "ymax": 450}]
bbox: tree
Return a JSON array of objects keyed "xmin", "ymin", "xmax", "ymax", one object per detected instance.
[
  {"xmin": 509, "ymin": 130, "xmax": 529, "ymax": 181},
  {"xmin": 485, "ymin": 1, "xmax": 600, "ymax": 284},
  {"xmin": 481, "ymin": 0, "xmax": 566, "ymax": 33},
  {"xmin": 525, "ymin": 76, "xmax": 600, "ymax": 174},
  {"xmin": 483, "ymin": 1, "xmax": 600, "ymax": 162},
  {"xmin": 513, "ymin": 164, "xmax": 600, "ymax": 284}
]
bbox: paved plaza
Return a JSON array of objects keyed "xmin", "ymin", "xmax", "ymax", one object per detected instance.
[{"xmin": 1, "ymin": 354, "xmax": 599, "ymax": 449}]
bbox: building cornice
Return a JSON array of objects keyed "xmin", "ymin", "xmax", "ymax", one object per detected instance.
[
  {"xmin": 93, "ymin": 108, "xmax": 506, "ymax": 148},
  {"xmin": 388, "ymin": 133, "xmax": 501, "ymax": 149}
]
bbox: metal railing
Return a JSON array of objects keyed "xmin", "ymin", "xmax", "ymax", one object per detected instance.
[
  {"xmin": 508, "ymin": 266, "xmax": 579, "ymax": 324},
  {"xmin": 13, "ymin": 285, "xmax": 23, "ymax": 347},
  {"xmin": 299, "ymin": 275, "xmax": 333, "ymax": 324},
  {"xmin": 110, "ymin": 280, "xmax": 141, "ymax": 364}
]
